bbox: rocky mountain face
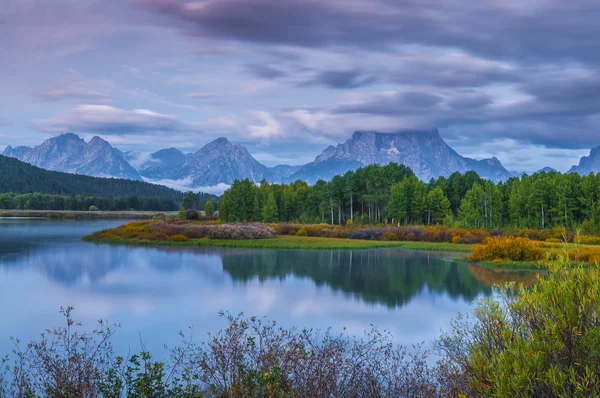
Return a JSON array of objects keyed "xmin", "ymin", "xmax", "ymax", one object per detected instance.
[
  {"xmin": 569, "ymin": 147, "xmax": 600, "ymax": 175},
  {"xmin": 2, "ymin": 133, "xmax": 142, "ymax": 180},
  {"xmin": 268, "ymin": 164, "xmax": 302, "ymax": 181},
  {"xmin": 289, "ymin": 130, "xmax": 513, "ymax": 184},
  {"xmin": 173, "ymin": 138, "xmax": 274, "ymax": 187},
  {"xmin": 2, "ymin": 130, "xmax": 517, "ymax": 190},
  {"xmin": 132, "ymin": 142, "xmax": 301, "ymax": 186}
]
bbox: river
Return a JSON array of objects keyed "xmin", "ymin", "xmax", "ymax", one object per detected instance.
[{"xmin": 0, "ymin": 219, "xmax": 537, "ymax": 358}]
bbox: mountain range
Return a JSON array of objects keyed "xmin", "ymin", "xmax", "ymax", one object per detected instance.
[
  {"xmin": 4, "ymin": 131, "xmax": 600, "ymax": 191},
  {"xmin": 289, "ymin": 130, "xmax": 512, "ymax": 183},
  {"xmin": 3, "ymin": 133, "xmax": 141, "ymax": 181}
]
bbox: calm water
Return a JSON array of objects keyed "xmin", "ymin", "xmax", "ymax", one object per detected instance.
[{"xmin": 0, "ymin": 219, "xmax": 537, "ymax": 358}]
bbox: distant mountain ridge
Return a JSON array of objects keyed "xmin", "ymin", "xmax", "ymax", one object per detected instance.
[
  {"xmin": 2, "ymin": 133, "xmax": 141, "ymax": 181},
  {"xmin": 3, "ymin": 130, "xmax": 520, "ymax": 190},
  {"xmin": 569, "ymin": 146, "xmax": 600, "ymax": 175},
  {"xmin": 289, "ymin": 130, "xmax": 513, "ymax": 183}
]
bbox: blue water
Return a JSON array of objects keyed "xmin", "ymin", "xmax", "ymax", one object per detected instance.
[{"xmin": 0, "ymin": 219, "xmax": 529, "ymax": 359}]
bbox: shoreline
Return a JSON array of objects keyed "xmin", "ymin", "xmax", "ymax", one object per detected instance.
[{"xmin": 83, "ymin": 234, "xmax": 474, "ymax": 252}]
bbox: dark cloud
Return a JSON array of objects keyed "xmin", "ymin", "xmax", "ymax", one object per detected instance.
[
  {"xmin": 390, "ymin": 55, "xmax": 521, "ymax": 88},
  {"xmin": 244, "ymin": 63, "xmax": 286, "ymax": 79},
  {"xmin": 334, "ymin": 91, "xmax": 444, "ymax": 115},
  {"xmin": 331, "ymin": 90, "xmax": 494, "ymax": 116},
  {"xmin": 301, "ymin": 69, "xmax": 377, "ymax": 89},
  {"xmin": 135, "ymin": 0, "xmax": 600, "ymax": 65}
]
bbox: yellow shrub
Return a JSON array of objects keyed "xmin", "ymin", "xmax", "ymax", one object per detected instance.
[
  {"xmin": 469, "ymin": 237, "xmax": 545, "ymax": 262},
  {"xmin": 296, "ymin": 229, "xmax": 308, "ymax": 237},
  {"xmin": 382, "ymin": 231, "xmax": 399, "ymax": 241},
  {"xmin": 574, "ymin": 235, "xmax": 600, "ymax": 246},
  {"xmin": 168, "ymin": 234, "xmax": 191, "ymax": 243}
]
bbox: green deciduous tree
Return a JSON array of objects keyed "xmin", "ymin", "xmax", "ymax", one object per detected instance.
[{"xmin": 262, "ymin": 192, "xmax": 279, "ymax": 222}]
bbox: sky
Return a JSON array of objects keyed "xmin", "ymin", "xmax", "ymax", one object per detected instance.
[{"xmin": 1, "ymin": 0, "xmax": 599, "ymax": 172}]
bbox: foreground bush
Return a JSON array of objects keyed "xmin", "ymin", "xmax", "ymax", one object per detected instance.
[
  {"xmin": 469, "ymin": 236, "xmax": 546, "ymax": 263},
  {"xmin": 2, "ymin": 258, "xmax": 600, "ymax": 396},
  {"xmin": 438, "ymin": 260, "xmax": 600, "ymax": 396},
  {"xmin": 0, "ymin": 309, "xmax": 443, "ymax": 397}
]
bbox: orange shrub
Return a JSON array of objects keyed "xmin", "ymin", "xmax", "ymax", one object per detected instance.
[
  {"xmin": 469, "ymin": 237, "xmax": 546, "ymax": 263},
  {"xmin": 168, "ymin": 234, "xmax": 191, "ymax": 242},
  {"xmin": 451, "ymin": 235, "xmax": 462, "ymax": 244}
]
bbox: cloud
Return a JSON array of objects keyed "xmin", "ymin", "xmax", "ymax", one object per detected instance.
[
  {"xmin": 135, "ymin": 0, "xmax": 600, "ymax": 64},
  {"xmin": 32, "ymin": 74, "xmax": 115, "ymax": 103},
  {"xmin": 245, "ymin": 64, "xmax": 286, "ymax": 79},
  {"xmin": 184, "ymin": 92, "xmax": 221, "ymax": 99},
  {"xmin": 333, "ymin": 91, "xmax": 445, "ymax": 115},
  {"xmin": 35, "ymin": 105, "xmax": 182, "ymax": 134},
  {"xmin": 145, "ymin": 177, "xmax": 230, "ymax": 194},
  {"xmin": 247, "ymin": 111, "xmax": 284, "ymax": 140},
  {"xmin": 301, "ymin": 69, "xmax": 377, "ymax": 89}
]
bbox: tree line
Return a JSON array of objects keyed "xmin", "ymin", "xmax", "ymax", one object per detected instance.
[
  {"xmin": 0, "ymin": 154, "xmax": 183, "ymax": 202},
  {"xmin": 0, "ymin": 193, "xmax": 178, "ymax": 211},
  {"xmin": 0, "ymin": 155, "xmax": 218, "ymax": 211},
  {"xmin": 219, "ymin": 163, "xmax": 600, "ymax": 232}
]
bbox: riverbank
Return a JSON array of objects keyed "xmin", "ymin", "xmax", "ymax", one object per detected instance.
[
  {"xmin": 84, "ymin": 233, "xmax": 472, "ymax": 251},
  {"xmin": 0, "ymin": 210, "xmax": 177, "ymax": 220}
]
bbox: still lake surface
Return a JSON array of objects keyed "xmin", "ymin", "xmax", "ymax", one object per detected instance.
[{"xmin": 0, "ymin": 219, "xmax": 537, "ymax": 358}]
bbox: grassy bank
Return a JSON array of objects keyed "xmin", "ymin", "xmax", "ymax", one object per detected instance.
[
  {"xmin": 84, "ymin": 233, "xmax": 470, "ymax": 251},
  {"xmin": 455, "ymin": 256, "xmax": 544, "ymax": 269},
  {"xmin": 84, "ymin": 221, "xmax": 473, "ymax": 251},
  {"xmin": 0, "ymin": 210, "xmax": 177, "ymax": 220}
]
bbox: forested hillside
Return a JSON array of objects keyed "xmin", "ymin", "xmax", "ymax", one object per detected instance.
[
  {"xmin": 220, "ymin": 163, "xmax": 600, "ymax": 232},
  {"xmin": 0, "ymin": 155, "xmax": 214, "ymax": 210}
]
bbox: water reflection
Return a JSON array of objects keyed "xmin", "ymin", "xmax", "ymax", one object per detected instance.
[
  {"xmin": 0, "ymin": 220, "xmax": 540, "ymax": 357},
  {"xmin": 220, "ymin": 250, "xmax": 492, "ymax": 308}
]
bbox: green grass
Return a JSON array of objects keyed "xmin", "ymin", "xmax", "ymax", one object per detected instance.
[
  {"xmin": 455, "ymin": 256, "xmax": 545, "ymax": 270},
  {"xmin": 84, "ymin": 234, "xmax": 471, "ymax": 251}
]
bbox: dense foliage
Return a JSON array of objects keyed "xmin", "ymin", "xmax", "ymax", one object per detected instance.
[
  {"xmin": 469, "ymin": 236, "xmax": 546, "ymax": 263},
  {"xmin": 87, "ymin": 221, "xmax": 275, "ymax": 243},
  {"xmin": 219, "ymin": 164, "xmax": 600, "ymax": 233},
  {"xmin": 0, "ymin": 155, "xmax": 180, "ymax": 199},
  {"xmin": 438, "ymin": 260, "xmax": 600, "ymax": 396},
  {"xmin": 0, "ymin": 155, "xmax": 217, "ymax": 211},
  {"xmin": 0, "ymin": 193, "xmax": 178, "ymax": 211}
]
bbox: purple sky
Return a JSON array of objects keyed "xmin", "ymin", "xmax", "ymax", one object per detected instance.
[{"xmin": 1, "ymin": 0, "xmax": 599, "ymax": 171}]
